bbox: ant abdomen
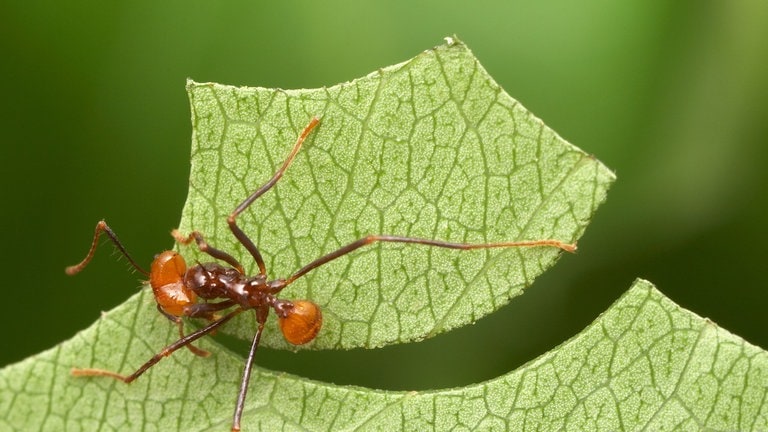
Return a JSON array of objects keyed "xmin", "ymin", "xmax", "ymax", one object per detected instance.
[
  {"xmin": 279, "ymin": 300, "xmax": 322, "ymax": 345},
  {"xmin": 150, "ymin": 251, "xmax": 197, "ymax": 317}
]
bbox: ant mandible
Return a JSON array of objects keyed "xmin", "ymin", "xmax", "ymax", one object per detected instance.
[{"xmin": 66, "ymin": 116, "xmax": 576, "ymax": 431}]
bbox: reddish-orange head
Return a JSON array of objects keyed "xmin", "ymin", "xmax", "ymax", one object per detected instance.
[{"xmin": 149, "ymin": 251, "xmax": 197, "ymax": 317}]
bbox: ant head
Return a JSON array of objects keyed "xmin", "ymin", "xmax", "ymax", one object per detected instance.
[
  {"xmin": 278, "ymin": 300, "xmax": 322, "ymax": 345},
  {"xmin": 150, "ymin": 251, "xmax": 186, "ymax": 289},
  {"xmin": 149, "ymin": 251, "xmax": 198, "ymax": 317}
]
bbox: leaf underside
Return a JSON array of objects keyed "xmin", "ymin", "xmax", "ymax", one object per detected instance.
[
  {"xmin": 180, "ymin": 37, "xmax": 613, "ymax": 350},
  {"xmin": 3, "ymin": 279, "xmax": 767, "ymax": 431}
]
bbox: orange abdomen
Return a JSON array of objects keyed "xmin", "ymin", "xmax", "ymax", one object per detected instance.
[{"xmin": 278, "ymin": 300, "xmax": 322, "ymax": 345}]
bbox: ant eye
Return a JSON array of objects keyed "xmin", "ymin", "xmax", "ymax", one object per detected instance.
[{"xmin": 278, "ymin": 300, "xmax": 322, "ymax": 345}]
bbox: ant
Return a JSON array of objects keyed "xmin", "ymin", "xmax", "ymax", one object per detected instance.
[{"xmin": 66, "ymin": 116, "xmax": 577, "ymax": 431}]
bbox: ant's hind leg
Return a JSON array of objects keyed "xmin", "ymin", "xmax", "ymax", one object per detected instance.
[
  {"xmin": 285, "ymin": 234, "xmax": 577, "ymax": 285},
  {"xmin": 172, "ymin": 229, "xmax": 245, "ymax": 274}
]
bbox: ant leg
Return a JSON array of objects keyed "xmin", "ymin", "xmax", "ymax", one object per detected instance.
[
  {"xmin": 71, "ymin": 308, "xmax": 244, "ymax": 383},
  {"xmin": 184, "ymin": 299, "xmax": 238, "ymax": 320},
  {"xmin": 285, "ymin": 235, "xmax": 577, "ymax": 285},
  {"xmin": 231, "ymin": 314, "xmax": 267, "ymax": 432},
  {"xmin": 66, "ymin": 220, "xmax": 149, "ymax": 276},
  {"xmin": 172, "ymin": 230, "xmax": 245, "ymax": 274},
  {"xmin": 228, "ymin": 117, "xmax": 321, "ymax": 275},
  {"xmin": 176, "ymin": 301, "xmax": 239, "ymax": 355},
  {"xmin": 156, "ymin": 305, "xmax": 210, "ymax": 357}
]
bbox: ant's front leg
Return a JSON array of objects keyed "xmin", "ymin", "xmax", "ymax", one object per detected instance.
[
  {"xmin": 227, "ymin": 117, "xmax": 321, "ymax": 277},
  {"xmin": 184, "ymin": 300, "xmax": 238, "ymax": 321},
  {"xmin": 156, "ymin": 305, "xmax": 210, "ymax": 357},
  {"xmin": 72, "ymin": 308, "xmax": 244, "ymax": 383},
  {"xmin": 155, "ymin": 300, "xmax": 237, "ymax": 357},
  {"xmin": 172, "ymin": 229, "xmax": 245, "ymax": 274}
]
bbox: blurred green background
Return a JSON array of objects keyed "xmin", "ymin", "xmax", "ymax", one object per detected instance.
[{"xmin": 1, "ymin": 1, "xmax": 766, "ymax": 390}]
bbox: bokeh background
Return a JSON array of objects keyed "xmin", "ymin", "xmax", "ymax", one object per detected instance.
[{"xmin": 2, "ymin": 1, "xmax": 766, "ymax": 390}]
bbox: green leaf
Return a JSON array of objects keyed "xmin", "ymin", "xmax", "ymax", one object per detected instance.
[
  {"xmin": 1, "ymin": 36, "xmax": 628, "ymax": 430},
  {"xmin": 180, "ymin": 37, "xmax": 613, "ymax": 350},
  {"xmin": 4, "ymin": 279, "xmax": 768, "ymax": 430}
]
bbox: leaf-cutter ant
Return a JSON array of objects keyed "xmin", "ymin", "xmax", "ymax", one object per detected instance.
[{"xmin": 66, "ymin": 116, "xmax": 576, "ymax": 431}]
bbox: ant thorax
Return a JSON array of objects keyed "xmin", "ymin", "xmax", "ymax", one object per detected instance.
[{"xmin": 184, "ymin": 263, "xmax": 264, "ymax": 307}]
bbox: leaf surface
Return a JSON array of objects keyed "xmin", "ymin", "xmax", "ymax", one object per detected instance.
[
  {"xmin": 3, "ymin": 280, "xmax": 768, "ymax": 431},
  {"xmin": 180, "ymin": 37, "xmax": 613, "ymax": 349}
]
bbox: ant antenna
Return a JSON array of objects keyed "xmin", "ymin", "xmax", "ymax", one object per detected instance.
[{"xmin": 66, "ymin": 220, "xmax": 149, "ymax": 277}]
